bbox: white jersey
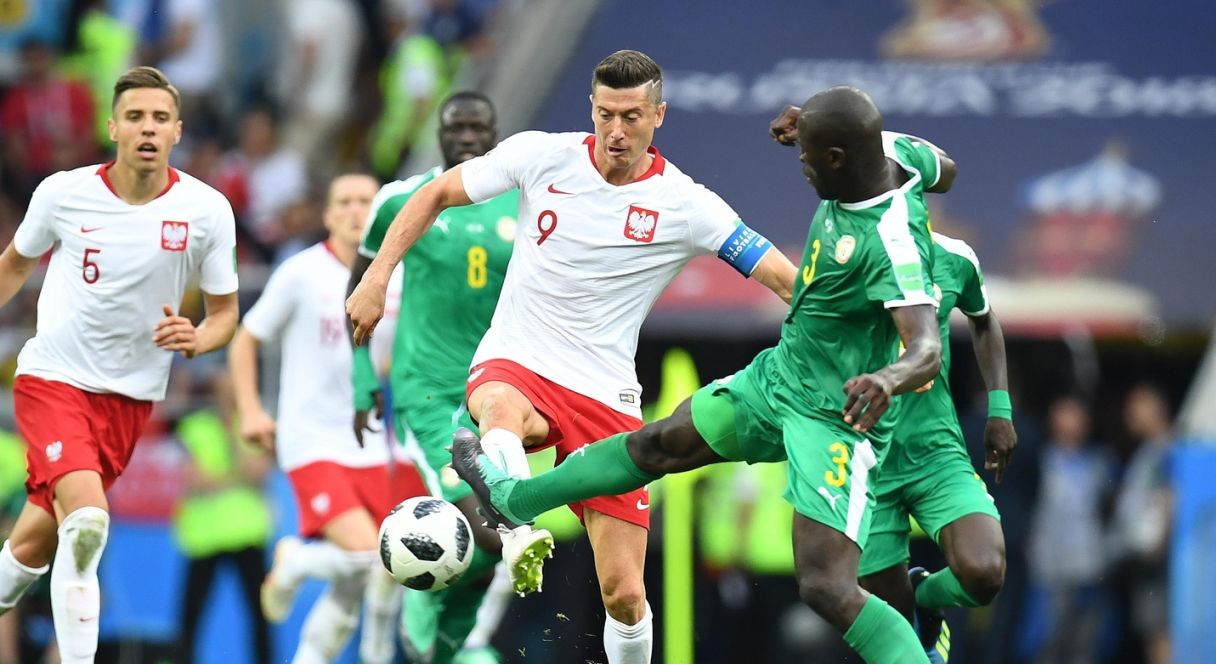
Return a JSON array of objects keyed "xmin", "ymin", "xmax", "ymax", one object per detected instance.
[
  {"xmin": 461, "ymin": 131, "xmax": 763, "ymax": 417},
  {"xmin": 242, "ymin": 242, "xmax": 391, "ymax": 471},
  {"xmin": 13, "ymin": 164, "xmax": 238, "ymax": 401}
]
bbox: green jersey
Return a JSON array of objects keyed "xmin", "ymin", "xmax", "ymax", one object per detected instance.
[
  {"xmin": 767, "ymin": 133, "xmax": 941, "ymax": 446},
  {"xmin": 355, "ymin": 168, "xmax": 518, "ymax": 404},
  {"xmin": 886, "ymin": 233, "xmax": 989, "ymax": 471}
]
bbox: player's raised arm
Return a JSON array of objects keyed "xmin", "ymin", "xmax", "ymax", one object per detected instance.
[
  {"xmin": 0, "ymin": 243, "xmax": 41, "ymax": 310},
  {"xmin": 889, "ymin": 132, "xmax": 957, "ymax": 193},
  {"xmin": 346, "ymin": 166, "xmax": 472, "ymax": 345},
  {"xmin": 842, "ymin": 304, "xmax": 942, "ymax": 433}
]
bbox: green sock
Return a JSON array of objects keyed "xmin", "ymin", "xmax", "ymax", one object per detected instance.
[
  {"xmin": 432, "ymin": 546, "xmax": 501, "ymax": 664},
  {"xmin": 431, "ymin": 582, "xmax": 490, "ymax": 664},
  {"xmin": 507, "ymin": 433, "xmax": 660, "ymax": 521},
  {"xmin": 915, "ymin": 568, "xmax": 981, "ymax": 609},
  {"xmin": 843, "ymin": 595, "xmax": 930, "ymax": 664},
  {"xmin": 405, "ymin": 546, "xmax": 499, "ymax": 657}
]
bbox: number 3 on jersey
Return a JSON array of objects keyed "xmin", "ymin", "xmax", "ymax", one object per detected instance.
[
  {"xmin": 824, "ymin": 441, "xmax": 849, "ymax": 488},
  {"xmin": 82, "ymin": 248, "xmax": 101, "ymax": 284},
  {"xmin": 801, "ymin": 239, "xmax": 821, "ymax": 286},
  {"xmin": 467, "ymin": 246, "xmax": 487, "ymax": 288}
]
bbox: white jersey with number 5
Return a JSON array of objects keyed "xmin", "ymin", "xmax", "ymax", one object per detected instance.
[
  {"xmin": 13, "ymin": 164, "xmax": 238, "ymax": 401},
  {"xmin": 461, "ymin": 131, "xmax": 768, "ymax": 417},
  {"xmin": 242, "ymin": 242, "xmax": 395, "ymax": 471}
]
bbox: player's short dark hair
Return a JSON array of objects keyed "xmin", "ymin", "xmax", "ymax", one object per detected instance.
[
  {"xmin": 441, "ymin": 90, "xmax": 496, "ymax": 120},
  {"xmin": 591, "ymin": 50, "xmax": 662, "ymax": 105},
  {"xmin": 112, "ymin": 66, "xmax": 181, "ymax": 113}
]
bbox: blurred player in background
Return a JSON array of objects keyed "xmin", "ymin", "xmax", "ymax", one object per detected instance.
[
  {"xmin": 349, "ymin": 50, "xmax": 796, "ymax": 664},
  {"xmin": 0, "ymin": 66, "xmax": 239, "ymax": 663},
  {"xmin": 455, "ymin": 86, "xmax": 948, "ymax": 664},
  {"xmin": 229, "ymin": 173, "xmax": 423, "ymax": 664},
  {"xmin": 856, "ymin": 232, "xmax": 1013, "ymax": 661},
  {"xmin": 348, "ymin": 90, "xmax": 517, "ymax": 664}
]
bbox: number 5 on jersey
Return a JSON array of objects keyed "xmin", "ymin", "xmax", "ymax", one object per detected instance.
[{"xmin": 82, "ymin": 248, "xmax": 101, "ymax": 284}]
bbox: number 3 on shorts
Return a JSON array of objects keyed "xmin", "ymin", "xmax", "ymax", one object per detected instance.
[{"xmin": 824, "ymin": 441, "xmax": 849, "ymax": 487}]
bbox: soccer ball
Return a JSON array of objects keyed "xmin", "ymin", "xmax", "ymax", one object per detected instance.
[{"xmin": 378, "ymin": 496, "xmax": 474, "ymax": 591}]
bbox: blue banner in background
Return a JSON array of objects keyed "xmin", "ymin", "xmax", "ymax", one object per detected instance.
[
  {"xmin": 1170, "ymin": 443, "xmax": 1216, "ymax": 664},
  {"xmin": 538, "ymin": 0, "xmax": 1216, "ymax": 329}
]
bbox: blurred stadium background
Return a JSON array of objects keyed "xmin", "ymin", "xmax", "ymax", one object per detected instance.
[{"xmin": 2, "ymin": 0, "xmax": 1215, "ymax": 662}]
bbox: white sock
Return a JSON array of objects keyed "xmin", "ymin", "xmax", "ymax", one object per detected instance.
[
  {"xmin": 293, "ymin": 575, "xmax": 364, "ymax": 663},
  {"xmin": 603, "ymin": 601, "xmax": 653, "ymax": 664},
  {"xmin": 278, "ymin": 541, "xmax": 378, "ymax": 589},
  {"xmin": 0, "ymin": 540, "xmax": 49, "ymax": 613},
  {"xmin": 50, "ymin": 507, "xmax": 110, "ymax": 664},
  {"xmin": 359, "ymin": 568, "xmax": 402, "ymax": 664},
  {"xmin": 464, "ymin": 563, "xmax": 512, "ymax": 649},
  {"xmin": 481, "ymin": 428, "xmax": 531, "ymax": 479}
]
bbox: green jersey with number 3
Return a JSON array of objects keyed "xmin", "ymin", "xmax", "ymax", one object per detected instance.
[
  {"xmin": 884, "ymin": 233, "xmax": 989, "ymax": 475},
  {"xmin": 357, "ymin": 168, "xmax": 519, "ymax": 401},
  {"xmin": 768, "ymin": 133, "xmax": 941, "ymax": 446}
]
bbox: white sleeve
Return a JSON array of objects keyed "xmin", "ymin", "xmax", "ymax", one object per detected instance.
[
  {"xmin": 460, "ymin": 131, "xmax": 549, "ymax": 204},
  {"xmin": 199, "ymin": 196, "xmax": 239, "ymax": 295},
  {"xmin": 13, "ymin": 172, "xmax": 66, "ymax": 258},
  {"xmin": 241, "ymin": 261, "xmax": 297, "ymax": 342},
  {"xmin": 683, "ymin": 182, "xmax": 743, "ymax": 255}
]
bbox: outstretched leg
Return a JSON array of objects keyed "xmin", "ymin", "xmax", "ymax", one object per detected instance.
[{"xmin": 453, "ymin": 397, "xmax": 724, "ymax": 526}]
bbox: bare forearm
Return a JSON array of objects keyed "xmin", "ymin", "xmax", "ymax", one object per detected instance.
[
  {"xmin": 191, "ymin": 308, "xmax": 238, "ymax": 356},
  {"xmin": 228, "ymin": 329, "xmax": 264, "ymax": 415},
  {"xmin": 365, "ymin": 184, "xmax": 446, "ymax": 285},
  {"xmin": 969, "ymin": 312, "xmax": 1008, "ymax": 392},
  {"xmin": 877, "ymin": 338, "xmax": 941, "ymax": 395},
  {"xmin": 0, "ymin": 245, "xmax": 38, "ymax": 310},
  {"xmin": 347, "ymin": 253, "xmax": 374, "ymax": 341}
]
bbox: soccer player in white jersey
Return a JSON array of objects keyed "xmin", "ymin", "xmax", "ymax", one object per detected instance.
[
  {"xmin": 0, "ymin": 67, "xmax": 239, "ymax": 663},
  {"xmin": 229, "ymin": 173, "xmax": 426, "ymax": 664},
  {"xmin": 348, "ymin": 50, "xmax": 797, "ymax": 664}
]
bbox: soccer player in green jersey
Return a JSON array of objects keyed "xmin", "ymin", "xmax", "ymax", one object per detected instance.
[
  {"xmin": 453, "ymin": 86, "xmax": 950, "ymax": 664},
  {"xmin": 347, "ymin": 91, "xmax": 517, "ymax": 664},
  {"xmin": 856, "ymin": 233, "xmax": 1015, "ymax": 662}
]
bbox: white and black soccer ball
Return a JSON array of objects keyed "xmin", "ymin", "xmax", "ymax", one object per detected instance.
[{"xmin": 378, "ymin": 496, "xmax": 474, "ymax": 591}]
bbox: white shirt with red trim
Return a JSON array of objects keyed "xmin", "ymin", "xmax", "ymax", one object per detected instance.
[
  {"xmin": 460, "ymin": 131, "xmax": 741, "ymax": 417},
  {"xmin": 242, "ymin": 242, "xmax": 391, "ymax": 471},
  {"xmin": 13, "ymin": 163, "xmax": 238, "ymax": 402}
]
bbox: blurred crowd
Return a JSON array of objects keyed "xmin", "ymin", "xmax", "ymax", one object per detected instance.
[{"xmin": 0, "ymin": 0, "xmax": 502, "ymax": 269}]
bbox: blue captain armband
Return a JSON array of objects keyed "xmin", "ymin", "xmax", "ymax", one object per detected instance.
[{"xmin": 717, "ymin": 221, "xmax": 773, "ymax": 277}]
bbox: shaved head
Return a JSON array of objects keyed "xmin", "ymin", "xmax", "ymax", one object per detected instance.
[
  {"xmin": 795, "ymin": 86, "xmax": 887, "ymax": 200},
  {"xmin": 797, "ymin": 86, "xmax": 883, "ymax": 153}
]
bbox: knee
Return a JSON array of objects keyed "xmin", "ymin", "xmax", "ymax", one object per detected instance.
[
  {"xmin": 629, "ymin": 422, "xmax": 697, "ymax": 475},
  {"xmin": 476, "ymin": 385, "xmax": 524, "ymax": 427},
  {"xmin": 796, "ymin": 571, "xmax": 857, "ymax": 626},
  {"xmin": 953, "ymin": 551, "xmax": 1005, "ymax": 606},
  {"xmin": 9, "ymin": 537, "xmax": 55, "ymax": 570},
  {"xmin": 600, "ymin": 573, "xmax": 647, "ymax": 624},
  {"xmin": 58, "ymin": 507, "xmax": 110, "ymax": 576}
]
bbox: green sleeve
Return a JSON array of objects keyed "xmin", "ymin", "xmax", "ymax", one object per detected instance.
[
  {"xmin": 863, "ymin": 232, "xmax": 935, "ymax": 308},
  {"xmin": 887, "ymin": 133, "xmax": 942, "ymax": 190},
  {"xmin": 352, "ymin": 345, "xmax": 380, "ymax": 411},
  {"xmin": 954, "ymin": 250, "xmax": 990, "ymax": 316}
]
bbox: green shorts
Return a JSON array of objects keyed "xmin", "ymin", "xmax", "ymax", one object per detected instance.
[
  {"xmin": 690, "ymin": 354, "xmax": 884, "ymax": 548},
  {"xmin": 856, "ymin": 445, "xmax": 1001, "ymax": 577},
  {"xmin": 396, "ymin": 396, "xmax": 477, "ymax": 503}
]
